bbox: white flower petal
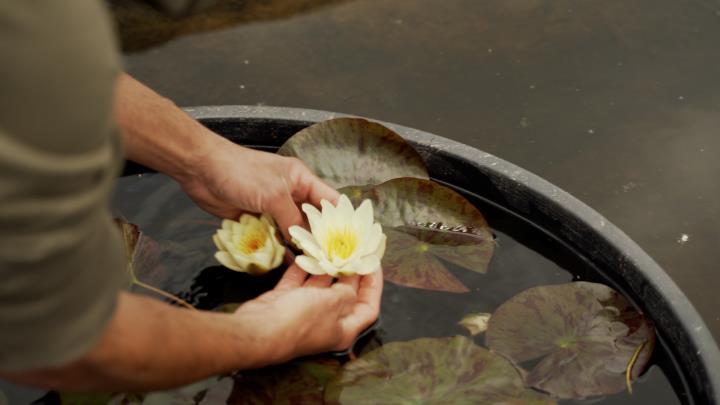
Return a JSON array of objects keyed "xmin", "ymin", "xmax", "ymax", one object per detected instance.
[
  {"xmin": 319, "ymin": 258, "xmax": 340, "ymax": 277},
  {"xmin": 270, "ymin": 242, "xmax": 284, "ymax": 268},
  {"xmin": 251, "ymin": 235, "xmax": 275, "ymax": 261},
  {"xmin": 230, "ymin": 252, "xmax": 252, "ymax": 269},
  {"xmin": 301, "ymin": 203, "xmax": 323, "ymax": 233},
  {"xmin": 357, "ymin": 223, "xmax": 384, "ymax": 257},
  {"xmin": 259, "ymin": 213, "xmax": 275, "ymax": 228},
  {"xmin": 250, "ymin": 249, "xmax": 273, "ymax": 269},
  {"xmin": 341, "ymin": 254, "xmax": 381, "ymax": 276},
  {"xmin": 215, "ymin": 251, "xmax": 245, "ymax": 272},
  {"xmin": 320, "ymin": 198, "xmax": 344, "ymax": 232},
  {"xmin": 337, "ymin": 194, "xmax": 354, "ymax": 215},
  {"xmin": 320, "ymin": 198, "xmax": 336, "ymax": 215},
  {"xmin": 374, "ymin": 233, "xmax": 387, "ymax": 259},
  {"xmin": 353, "ymin": 199, "xmax": 374, "ymax": 235},
  {"xmin": 212, "ymin": 233, "xmax": 224, "ymax": 251},
  {"xmin": 221, "ymin": 219, "xmax": 234, "ymax": 231},
  {"xmin": 295, "ymin": 255, "xmax": 327, "ymax": 275},
  {"xmin": 289, "ymin": 226, "xmax": 325, "ymax": 259}
]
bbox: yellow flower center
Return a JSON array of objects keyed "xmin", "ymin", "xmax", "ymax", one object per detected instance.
[
  {"xmin": 237, "ymin": 225, "xmax": 268, "ymax": 255},
  {"xmin": 325, "ymin": 226, "xmax": 358, "ymax": 260}
]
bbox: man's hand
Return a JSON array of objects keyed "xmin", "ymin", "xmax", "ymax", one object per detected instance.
[
  {"xmin": 0, "ymin": 265, "xmax": 383, "ymax": 391},
  {"xmin": 237, "ymin": 264, "xmax": 383, "ymax": 361},
  {"xmin": 180, "ymin": 139, "xmax": 338, "ymax": 239},
  {"xmin": 115, "ymin": 73, "xmax": 338, "ymax": 238}
]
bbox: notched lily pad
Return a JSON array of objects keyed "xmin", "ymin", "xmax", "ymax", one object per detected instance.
[
  {"xmin": 325, "ymin": 336, "xmax": 555, "ymax": 404},
  {"xmin": 228, "ymin": 358, "xmax": 341, "ymax": 404},
  {"xmin": 343, "ymin": 178, "xmax": 494, "ymax": 293},
  {"xmin": 115, "ymin": 219, "xmax": 165, "ymax": 286},
  {"xmin": 278, "ymin": 117, "xmax": 429, "ymax": 188},
  {"xmin": 485, "ymin": 282, "xmax": 656, "ymax": 399}
]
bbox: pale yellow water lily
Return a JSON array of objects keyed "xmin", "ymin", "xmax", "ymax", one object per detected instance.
[
  {"xmin": 289, "ymin": 194, "xmax": 386, "ymax": 277},
  {"xmin": 213, "ymin": 213, "xmax": 285, "ymax": 275}
]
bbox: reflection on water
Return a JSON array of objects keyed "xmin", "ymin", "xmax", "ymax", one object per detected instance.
[
  {"xmin": 43, "ymin": 172, "xmax": 680, "ymax": 403},
  {"xmin": 119, "ymin": 0, "xmax": 720, "ymax": 342}
]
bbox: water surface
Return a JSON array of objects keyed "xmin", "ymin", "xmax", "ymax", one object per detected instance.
[
  {"xmin": 45, "ymin": 172, "xmax": 681, "ymax": 404},
  {"xmin": 117, "ymin": 0, "xmax": 720, "ymax": 341}
]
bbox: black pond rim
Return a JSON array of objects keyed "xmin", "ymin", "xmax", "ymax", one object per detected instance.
[{"xmin": 127, "ymin": 105, "xmax": 719, "ymax": 403}]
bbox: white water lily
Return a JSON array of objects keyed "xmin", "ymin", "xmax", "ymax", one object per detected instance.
[
  {"xmin": 289, "ymin": 194, "xmax": 386, "ymax": 277},
  {"xmin": 212, "ymin": 213, "xmax": 285, "ymax": 275}
]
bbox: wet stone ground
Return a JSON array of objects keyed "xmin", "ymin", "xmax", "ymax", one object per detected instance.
[{"xmin": 114, "ymin": 0, "xmax": 720, "ymax": 340}]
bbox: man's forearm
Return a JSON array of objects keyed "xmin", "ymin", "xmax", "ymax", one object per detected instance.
[
  {"xmin": 1, "ymin": 292, "xmax": 282, "ymax": 391},
  {"xmin": 115, "ymin": 73, "xmax": 230, "ymax": 183}
]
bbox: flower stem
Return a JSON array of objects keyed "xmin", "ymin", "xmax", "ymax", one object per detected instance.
[
  {"xmin": 129, "ymin": 264, "xmax": 196, "ymax": 311},
  {"xmin": 132, "ymin": 279, "xmax": 197, "ymax": 310},
  {"xmin": 625, "ymin": 340, "xmax": 647, "ymax": 394}
]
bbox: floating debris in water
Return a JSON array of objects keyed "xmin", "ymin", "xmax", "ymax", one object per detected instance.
[
  {"xmin": 677, "ymin": 233, "xmax": 690, "ymax": 245},
  {"xmin": 458, "ymin": 312, "xmax": 492, "ymax": 336},
  {"xmin": 621, "ymin": 182, "xmax": 638, "ymax": 193}
]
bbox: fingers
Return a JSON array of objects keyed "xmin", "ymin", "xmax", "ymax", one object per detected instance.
[
  {"xmin": 304, "ymin": 275, "xmax": 334, "ymax": 288},
  {"xmin": 336, "ymin": 275, "xmax": 360, "ymax": 293},
  {"xmin": 290, "ymin": 161, "xmax": 340, "ymax": 206},
  {"xmin": 330, "ymin": 282, "xmax": 358, "ymax": 317},
  {"xmin": 269, "ymin": 183, "xmax": 305, "ymax": 241},
  {"xmin": 339, "ymin": 270, "xmax": 384, "ymax": 340},
  {"xmin": 357, "ymin": 269, "xmax": 384, "ymax": 307},
  {"xmin": 275, "ymin": 263, "xmax": 308, "ymax": 291}
]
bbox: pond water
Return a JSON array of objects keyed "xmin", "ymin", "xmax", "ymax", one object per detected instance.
[
  {"xmin": 117, "ymin": 0, "xmax": 720, "ymax": 344},
  {"xmin": 23, "ymin": 170, "xmax": 687, "ymax": 404}
]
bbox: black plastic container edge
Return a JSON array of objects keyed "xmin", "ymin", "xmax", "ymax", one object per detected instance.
[{"xmin": 128, "ymin": 105, "xmax": 719, "ymax": 403}]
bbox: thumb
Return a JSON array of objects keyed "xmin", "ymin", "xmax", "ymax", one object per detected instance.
[{"xmin": 269, "ymin": 188, "xmax": 304, "ymax": 241}]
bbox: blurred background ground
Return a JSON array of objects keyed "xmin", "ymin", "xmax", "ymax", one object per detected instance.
[{"xmin": 113, "ymin": 0, "xmax": 720, "ymax": 340}]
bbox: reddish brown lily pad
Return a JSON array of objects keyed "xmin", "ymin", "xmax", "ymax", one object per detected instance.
[
  {"xmin": 382, "ymin": 226, "xmax": 493, "ymax": 293},
  {"xmin": 277, "ymin": 117, "xmax": 429, "ymax": 188},
  {"xmin": 342, "ymin": 178, "xmax": 494, "ymax": 293},
  {"xmin": 228, "ymin": 358, "xmax": 341, "ymax": 404},
  {"xmin": 325, "ymin": 336, "xmax": 555, "ymax": 404},
  {"xmin": 115, "ymin": 218, "xmax": 166, "ymax": 287},
  {"xmin": 485, "ymin": 282, "xmax": 656, "ymax": 399}
]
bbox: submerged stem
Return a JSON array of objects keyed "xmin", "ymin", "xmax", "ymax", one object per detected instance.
[
  {"xmin": 132, "ymin": 279, "xmax": 197, "ymax": 311},
  {"xmin": 625, "ymin": 340, "xmax": 647, "ymax": 394},
  {"xmin": 118, "ymin": 221, "xmax": 196, "ymax": 311}
]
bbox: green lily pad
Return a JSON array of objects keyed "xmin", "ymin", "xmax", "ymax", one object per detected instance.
[
  {"xmin": 485, "ymin": 282, "xmax": 656, "ymax": 399},
  {"xmin": 342, "ymin": 178, "xmax": 494, "ymax": 293},
  {"xmin": 228, "ymin": 358, "xmax": 341, "ymax": 404},
  {"xmin": 325, "ymin": 336, "xmax": 555, "ymax": 404},
  {"xmin": 277, "ymin": 118, "xmax": 429, "ymax": 188}
]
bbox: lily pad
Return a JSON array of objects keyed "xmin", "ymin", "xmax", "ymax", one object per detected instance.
[
  {"xmin": 342, "ymin": 178, "xmax": 494, "ymax": 293},
  {"xmin": 115, "ymin": 219, "xmax": 164, "ymax": 285},
  {"xmin": 228, "ymin": 358, "xmax": 341, "ymax": 404},
  {"xmin": 485, "ymin": 282, "xmax": 656, "ymax": 399},
  {"xmin": 325, "ymin": 336, "xmax": 555, "ymax": 404},
  {"xmin": 277, "ymin": 118, "xmax": 429, "ymax": 188},
  {"xmin": 59, "ymin": 392, "xmax": 115, "ymax": 405}
]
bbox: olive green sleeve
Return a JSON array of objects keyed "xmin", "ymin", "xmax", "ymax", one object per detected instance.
[
  {"xmin": 0, "ymin": 0, "xmax": 128, "ymax": 372},
  {"xmin": 0, "ymin": 129, "xmax": 129, "ymax": 372}
]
